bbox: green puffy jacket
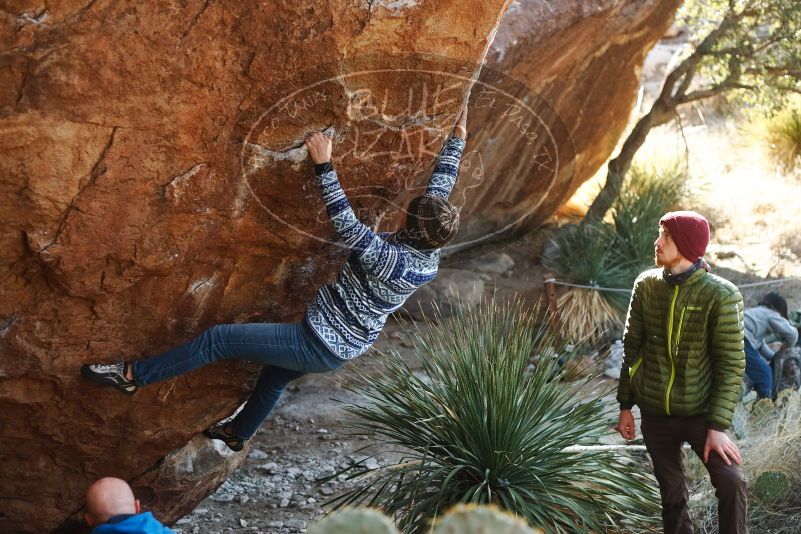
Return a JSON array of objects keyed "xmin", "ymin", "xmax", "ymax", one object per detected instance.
[{"xmin": 616, "ymin": 267, "xmax": 745, "ymax": 429}]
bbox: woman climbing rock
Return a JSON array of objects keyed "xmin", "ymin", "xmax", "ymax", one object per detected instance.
[{"xmin": 81, "ymin": 108, "xmax": 469, "ymax": 451}]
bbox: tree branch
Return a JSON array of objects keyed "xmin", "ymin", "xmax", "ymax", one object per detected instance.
[
  {"xmin": 674, "ymin": 69, "xmax": 696, "ymax": 100},
  {"xmin": 658, "ymin": 14, "xmax": 737, "ymax": 105},
  {"xmin": 674, "ymin": 109, "xmax": 690, "ymax": 177},
  {"xmin": 744, "ymin": 65, "xmax": 801, "ymax": 78},
  {"xmin": 678, "ymin": 82, "xmax": 757, "ymax": 104},
  {"xmin": 751, "ymin": 32, "xmax": 785, "ymax": 56}
]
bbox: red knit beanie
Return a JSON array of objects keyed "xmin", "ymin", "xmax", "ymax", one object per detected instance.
[{"xmin": 659, "ymin": 211, "xmax": 710, "ymax": 262}]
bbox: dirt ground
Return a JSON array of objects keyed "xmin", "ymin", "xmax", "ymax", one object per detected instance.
[
  {"xmin": 172, "ymin": 34, "xmax": 801, "ymax": 534},
  {"xmin": 172, "ymin": 230, "xmax": 556, "ymax": 534}
]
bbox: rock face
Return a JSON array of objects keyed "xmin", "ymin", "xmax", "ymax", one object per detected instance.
[
  {"xmin": 455, "ymin": 0, "xmax": 683, "ymax": 244},
  {"xmin": 131, "ymin": 435, "xmax": 249, "ymax": 524},
  {"xmin": 400, "ymin": 268, "xmax": 485, "ymax": 321},
  {"xmin": 0, "ymin": 0, "xmax": 679, "ymax": 532},
  {"xmin": 1, "ymin": 2, "xmax": 513, "ymax": 532}
]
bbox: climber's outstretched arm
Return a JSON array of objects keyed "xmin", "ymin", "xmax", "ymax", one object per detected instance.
[
  {"xmin": 425, "ymin": 107, "xmax": 467, "ymax": 199},
  {"xmin": 305, "ymin": 132, "xmax": 379, "ymax": 255}
]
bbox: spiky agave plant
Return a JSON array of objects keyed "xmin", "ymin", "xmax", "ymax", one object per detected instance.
[{"xmin": 328, "ymin": 298, "xmax": 660, "ymax": 533}]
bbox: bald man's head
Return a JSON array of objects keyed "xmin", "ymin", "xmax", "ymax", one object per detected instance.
[{"xmin": 84, "ymin": 477, "xmax": 140, "ymax": 526}]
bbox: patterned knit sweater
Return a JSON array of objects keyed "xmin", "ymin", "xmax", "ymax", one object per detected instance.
[{"xmin": 304, "ymin": 136, "xmax": 466, "ymax": 360}]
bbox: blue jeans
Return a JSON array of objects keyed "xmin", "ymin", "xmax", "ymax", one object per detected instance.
[
  {"xmin": 132, "ymin": 322, "xmax": 344, "ymax": 439},
  {"xmin": 744, "ymin": 339, "xmax": 772, "ymax": 399}
]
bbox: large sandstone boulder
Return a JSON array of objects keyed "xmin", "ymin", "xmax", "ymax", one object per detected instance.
[
  {"xmin": 454, "ymin": 0, "xmax": 683, "ymax": 245},
  {"xmin": 1, "ymin": 2, "xmax": 514, "ymax": 532},
  {"xmin": 0, "ymin": 0, "xmax": 680, "ymax": 531}
]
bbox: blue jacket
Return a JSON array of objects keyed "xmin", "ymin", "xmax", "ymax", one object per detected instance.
[
  {"xmin": 304, "ymin": 136, "xmax": 466, "ymax": 360},
  {"xmin": 91, "ymin": 512, "xmax": 175, "ymax": 534}
]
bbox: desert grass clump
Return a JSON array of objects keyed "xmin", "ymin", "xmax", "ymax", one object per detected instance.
[
  {"xmin": 687, "ymin": 390, "xmax": 801, "ymax": 533},
  {"xmin": 329, "ymin": 298, "xmax": 661, "ymax": 534},
  {"xmin": 764, "ymin": 106, "xmax": 801, "ymax": 172},
  {"xmin": 546, "ymin": 159, "xmax": 688, "ymax": 342},
  {"xmin": 556, "ymin": 288, "xmax": 624, "ymax": 345},
  {"xmin": 542, "ymin": 222, "xmax": 634, "ymax": 342}
]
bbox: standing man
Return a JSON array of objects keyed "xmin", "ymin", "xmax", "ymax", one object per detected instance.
[{"xmin": 616, "ymin": 211, "xmax": 747, "ymax": 534}]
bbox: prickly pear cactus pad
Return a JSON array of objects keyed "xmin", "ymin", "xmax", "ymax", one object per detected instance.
[
  {"xmin": 430, "ymin": 504, "xmax": 542, "ymax": 534},
  {"xmin": 310, "ymin": 508, "xmax": 400, "ymax": 534}
]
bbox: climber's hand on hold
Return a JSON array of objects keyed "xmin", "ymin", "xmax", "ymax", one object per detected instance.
[
  {"xmin": 305, "ymin": 131, "xmax": 332, "ymax": 165},
  {"xmin": 454, "ymin": 107, "xmax": 468, "ymax": 140}
]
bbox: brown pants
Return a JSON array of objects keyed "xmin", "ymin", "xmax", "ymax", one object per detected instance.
[{"xmin": 641, "ymin": 414, "xmax": 747, "ymax": 534}]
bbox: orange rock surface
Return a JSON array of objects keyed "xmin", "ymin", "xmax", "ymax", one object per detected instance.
[{"xmin": 0, "ymin": 0, "xmax": 678, "ymax": 531}]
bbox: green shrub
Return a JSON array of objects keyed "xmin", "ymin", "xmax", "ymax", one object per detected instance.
[
  {"xmin": 542, "ymin": 222, "xmax": 634, "ymax": 342},
  {"xmin": 542, "ymin": 222, "xmax": 634, "ymax": 310},
  {"xmin": 328, "ymin": 298, "xmax": 661, "ymax": 533},
  {"xmin": 611, "ymin": 159, "xmax": 688, "ymax": 273},
  {"xmin": 753, "ymin": 471, "xmax": 791, "ymax": 503},
  {"xmin": 546, "ymin": 159, "xmax": 688, "ymax": 342},
  {"xmin": 764, "ymin": 106, "xmax": 801, "ymax": 172},
  {"xmin": 688, "ymin": 390, "xmax": 801, "ymax": 533}
]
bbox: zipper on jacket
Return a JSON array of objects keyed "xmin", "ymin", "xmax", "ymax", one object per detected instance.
[
  {"xmin": 629, "ymin": 356, "xmax": 644, "ymax": 396},
  {"xmin": 629, "ymin": 356, "xmax": 643, "ymax": 379},
  {"xmin": 674, "ymin": 306, "xmax": 687, "ymax": 356},
  {"xmin": 665, "ymin": 285, "xmax": 679, "ymax": 415}
]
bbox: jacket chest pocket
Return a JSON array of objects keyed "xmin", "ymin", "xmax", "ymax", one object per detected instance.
[{"xmin": 675, "ymin": 305, "xmax": 707, "ymax": 352}]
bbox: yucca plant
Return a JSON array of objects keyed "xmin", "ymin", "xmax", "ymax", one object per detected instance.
[
  {"xmin": 611, "ymin": 159, "xmax": 688, "ymax": 273},
  {"xmin": 556, "ymin": 288, "xmax": 625, "ymax": 344},
  {"xmin": 328, "ymin": 298, "xmax": 661, "ymax": 533},
  {"xmin": 542, "ymin": 222, "xmax": 635, "ymax": 342}
]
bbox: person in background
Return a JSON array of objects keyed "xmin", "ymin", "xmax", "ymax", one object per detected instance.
[
  {"xmin": 743, "ymin": 292, "xmax": 799, "ymax": 399},
  {"xmin": 84, "ymin": 477, "xmax": 174, "ymax": 533}
]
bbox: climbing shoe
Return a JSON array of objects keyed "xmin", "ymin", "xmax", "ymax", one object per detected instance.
[
  {"xmin": 80, "ymin": 361, "xmax": 137, "ymax": 395},
  {"xmin": 204, "ymin": 423, "xmax": 245, "ymax": 452}
]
